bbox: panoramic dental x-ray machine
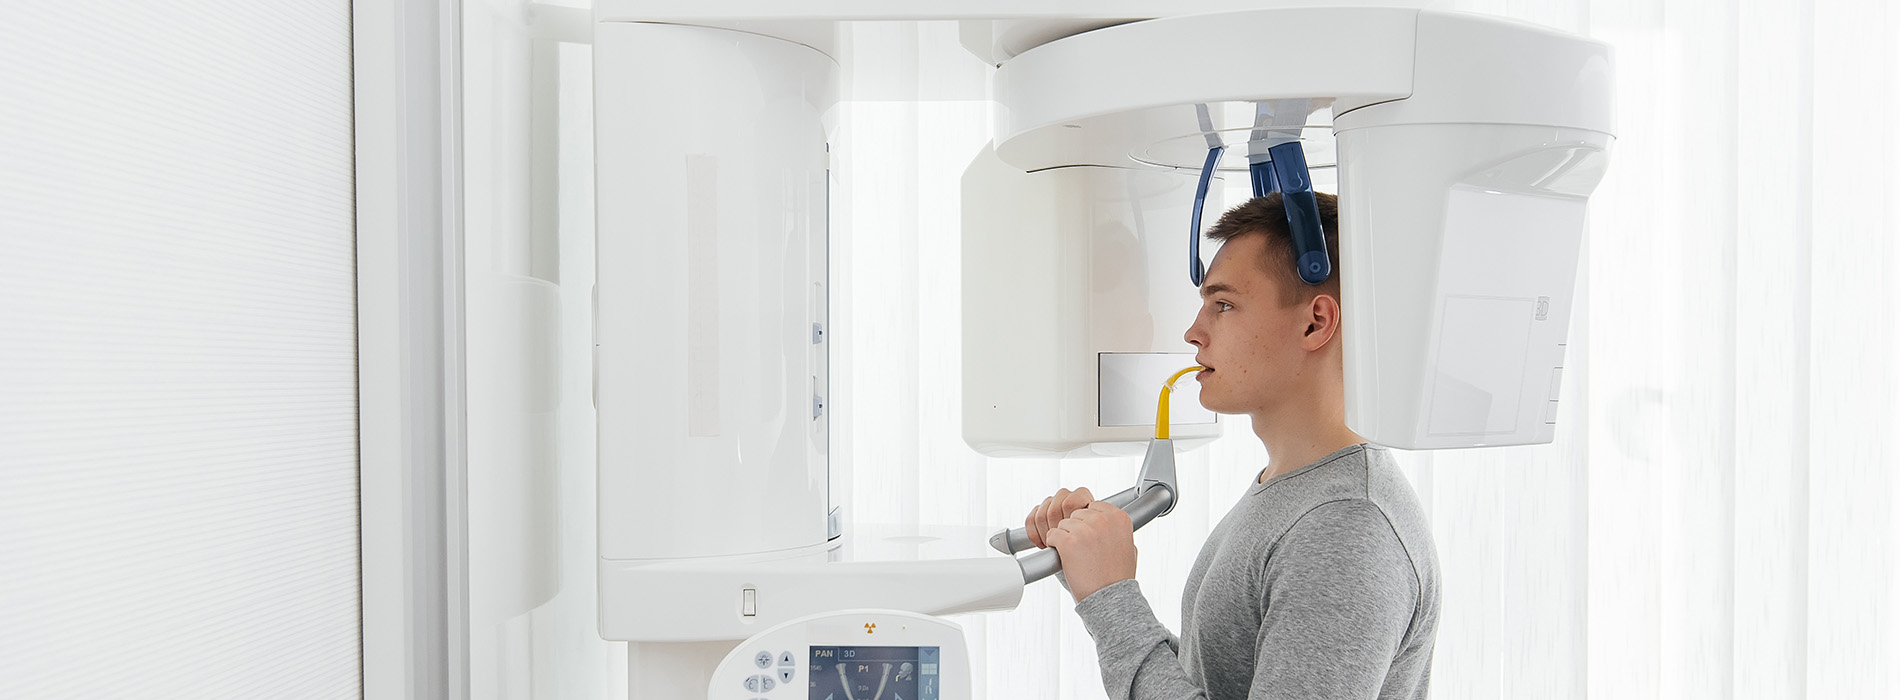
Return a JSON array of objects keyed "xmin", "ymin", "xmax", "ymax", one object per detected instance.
[{"xmin": 590, "ymin": 2, "xmax": 1613, "ymax": 697}]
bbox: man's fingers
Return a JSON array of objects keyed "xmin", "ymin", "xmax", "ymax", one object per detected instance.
[
  {"xmin": 1060, "ymin": 504, "xmax": 1127, "ymax": 533},
  {"xmin": 1043, "ymin": 526, "xmax": 1070, "ymax": 550},
  {"xmin": 1028, "ymin": 487, "xmax": 1106, "ymax": 550},
  {"xmin": 1048, "ymin": 511, "xmax": 1122, "ymax": 543},
  {"xmin": 1043, "ymin": 489, "xmax": 1071, "ymax": 536},
  {"xmin": 1032, "ymin": 500, "xmax": 1047, "ymax": 545},
  {"xmin": 1085, "ymin": 501, "xmax": 1131, "ymax": 527},
  {"xmin": 1062, "ymin": 487, "xmax": 1095, "ymax": 518},
  {"xmin": 1026, "ymin": 498, "xmax": 1051, "ymax": 548}
]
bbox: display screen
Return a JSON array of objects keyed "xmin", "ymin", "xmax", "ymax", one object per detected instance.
[{"xmin": 808, "ymin": 645, "xmax": 939, "ymax": 700}]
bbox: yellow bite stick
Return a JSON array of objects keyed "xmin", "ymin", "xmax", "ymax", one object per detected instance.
[{"xmin": 1154, "ymin": 366, "xmax": 1204, "ymax": 440}]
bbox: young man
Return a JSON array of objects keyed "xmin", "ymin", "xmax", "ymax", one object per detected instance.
[{"xmin": 1023, "ymin": 192, "xmax": 1441, "ymax": 700}]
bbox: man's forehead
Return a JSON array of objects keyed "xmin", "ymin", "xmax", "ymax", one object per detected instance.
[
  {"xmin": 1198, "ymin": 269, "xmax": 1254, "ymax": 296},
  {"xmin": 1201, "ymin": 238, "xmax": 1269, "ymax": 295}
]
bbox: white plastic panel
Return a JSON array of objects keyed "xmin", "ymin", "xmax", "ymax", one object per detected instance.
[
  {"xmin": 600, "ymin": 552, "xmax": 1022, "ymax": 642},
  {"xmin": 1425, "ymin": 294, "xmax": 1534, "ymax": 436},
  {"xmin": 594, "ymin": 22, "xmax": 837, "ymax": 561},
  {"xmin": 599, "ymin": 522, "xmax": 1022, "ymax": 643},
  {"xmin": 468, "ymin": 277, "xmax": 562, "ymax": 616},
  {"xmin": 962, "ymin": 154, "xmax": 1220, "ymax": 455},
  {"xmin": 1331, "ymin": 9, "xmax": 1615, "ymax": 135},
  {"xmin": 1336, "ymin": 123, "xmax": 1609, "ymax": 449}
]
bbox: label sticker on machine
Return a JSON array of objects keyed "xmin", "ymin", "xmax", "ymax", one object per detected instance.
[{"xmin": 808, "ymin": 646, "xmax": 939, "ymax": 700}]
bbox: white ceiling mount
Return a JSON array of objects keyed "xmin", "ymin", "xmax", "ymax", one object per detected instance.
[
  {"xmin": 590, "ymin": 0, "xmax": 1441, "ymax": 67},
  {"xmin": 590, "ymin": 0, "xmax": 1406, "ymax": 24},
  {"xmin": 991, "ymin": 7, "xmax": 1420, "ymax": 172},
  {"xmin": 991, "ymin": 7, "xmax": 1616, "ymax": 174}
]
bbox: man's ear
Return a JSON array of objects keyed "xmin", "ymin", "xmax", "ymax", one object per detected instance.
[{"xmin": 1301, "ymin": 293, "xmax": 1341, "ymax": 352}]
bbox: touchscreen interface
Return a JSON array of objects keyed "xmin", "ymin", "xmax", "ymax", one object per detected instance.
[{"xmin": 807, "ymin": 645, "xmax": 939, "ymax": 700}]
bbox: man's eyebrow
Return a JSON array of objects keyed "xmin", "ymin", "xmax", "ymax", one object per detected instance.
[{"xmin": 1200, "ymin": 282, "xmax": 1237, "ymax": 298}]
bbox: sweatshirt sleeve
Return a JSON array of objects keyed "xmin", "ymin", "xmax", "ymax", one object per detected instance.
[
  {"xmin": 1072, "ymin": 579, "xmax": 1210, "ymax": 700},
  {"xmin": 1072, "ymin": 499, "xmax": 1419, "ymax": 700}
]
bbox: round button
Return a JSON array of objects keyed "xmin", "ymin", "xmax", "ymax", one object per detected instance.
[{"xmin": 754, "ymin": 651, "xmax": 772, "ymax": 669}]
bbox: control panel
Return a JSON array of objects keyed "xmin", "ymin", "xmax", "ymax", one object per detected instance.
[{"xmin": 710, "ymin": 609, "xmax": 968, "ymax": 700}]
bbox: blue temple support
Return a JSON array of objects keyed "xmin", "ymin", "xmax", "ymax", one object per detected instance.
[
  {"xmin": 1249, "ymin": 159, "xmax": 1278, "ymax": 197},
  {"xmin": 1189, "ymin": 145, "xmax": 1224, "ymax": 287},
  {"xmin": 1266, "ymin": 141, "xmax": 1329, "ymax": 285}
]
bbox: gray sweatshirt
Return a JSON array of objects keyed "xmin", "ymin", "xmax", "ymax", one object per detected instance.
[{"xmin": 1073, "ymin": 443, "xmax": 1440, "ymax": 700}]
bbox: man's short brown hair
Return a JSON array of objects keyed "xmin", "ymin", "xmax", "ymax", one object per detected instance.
[{"xmin": 1205, "ymin": 192, "xmax": 1341, "ymax": 307}]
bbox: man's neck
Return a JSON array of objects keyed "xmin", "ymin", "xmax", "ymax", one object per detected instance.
[{"xmin": 1251, "ymin": 406, "xmax": 1365, "ymax": 483}]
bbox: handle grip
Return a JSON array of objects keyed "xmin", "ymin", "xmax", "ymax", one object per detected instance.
[
  {"xmin": 1012, "ymin": 484, "xmax": 1176, "ymax": 584},
  {"xmin": 992, "ymin": 409, "xmax": 1187, "ymax": 586},
  {"xmin": 988, "ymin": 486, "xmax": 1140, "ymax": 556}
]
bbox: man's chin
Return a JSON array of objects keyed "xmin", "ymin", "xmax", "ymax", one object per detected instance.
[{"xmin": 1196, "ymin": 393, "xmax": 1233, "ymax": 415}]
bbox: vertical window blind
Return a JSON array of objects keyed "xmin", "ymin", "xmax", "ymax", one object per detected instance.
[{"xmin": 0, "ymin": 1, "xmax": 361, "ymax": 696}]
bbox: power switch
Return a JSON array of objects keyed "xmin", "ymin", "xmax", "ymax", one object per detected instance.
[{"xmin": 741, "ymin": 588, "xmax": 757, "ymax": 617}]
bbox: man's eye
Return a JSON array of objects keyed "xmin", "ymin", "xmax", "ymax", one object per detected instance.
[{"xmin": 1216, "ymin": 302, "xmax": 1233, "ymax": 312}]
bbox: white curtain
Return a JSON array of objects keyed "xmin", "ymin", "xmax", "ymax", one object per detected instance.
[
  {"xmin": 837, "ymin": 3, "xmax": 1900, "ymax": 699},
  {"xmin": 0, "ymin": 1, "xmax": 360, "ymax": 696}
]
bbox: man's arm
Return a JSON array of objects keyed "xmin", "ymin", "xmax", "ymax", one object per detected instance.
[
  {"xmin": 1049, "ymin": 497, "xmax": 1212, "ymax": 700},
  {"xmin": 1073, "ymin": 578, "xmax": 1210, "ymax": 700},
  {"xmin": 1247, "ymin": 500, "xmax": 1418, "ymax": 699},
  {"xmin": 1070, "ymin": 499, "xmax": 1418, "ymax": 700}
]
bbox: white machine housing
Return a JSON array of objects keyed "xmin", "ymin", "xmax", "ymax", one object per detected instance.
[
  {"xmin": 986, "ymin": 7, "xmax": 1612, "ymax": 449},
  {"xmin": 591, "ymin": 2, "xmax": 1612, "ymax": 696},
  {"xmin": 961, "ymin": 157, "xmax": 1221, "ymax": 456},
  {"xmin": 594, "ymin": 21, "xmax": 837, "ymax": 567},
  {"xmin": 594, "ymin": 20, "xmax": 1033, "ymax": 651}
]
